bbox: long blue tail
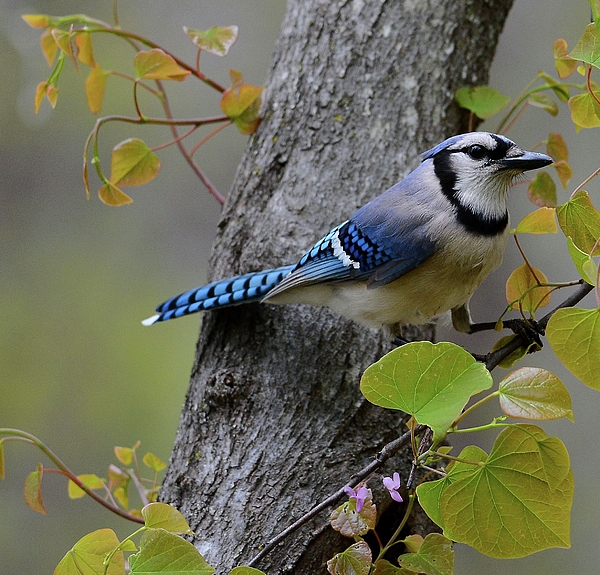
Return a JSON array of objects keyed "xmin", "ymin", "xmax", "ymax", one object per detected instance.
[{"xmin": 142, "ymin": 265, "xmax": 296, "ymax": 325}]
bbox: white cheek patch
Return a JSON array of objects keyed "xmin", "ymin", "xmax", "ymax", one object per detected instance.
[{"xmin": 331, "ymin": 230, "xmax": 361, "ymax": 269}]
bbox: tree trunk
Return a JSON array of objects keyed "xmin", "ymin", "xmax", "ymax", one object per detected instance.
[{"xmin": 160, "ymin": 0, "xmax": 514, "ymax": 572}]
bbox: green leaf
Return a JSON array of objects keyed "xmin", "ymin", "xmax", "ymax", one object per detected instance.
[
  {"xmin": 440, "ymin": 425, "xmax": 573, "ymax": 558},
  {"xmin": 528, "ymin": 93, "xmax": 558, "ymax": 116},
  {"xmin": 398, "ymin": 533, "xmax": 454, "ymax": 575},
  {"xmin": 110, "ymin": 138, "xmax": 161, "ymax": 188},
  {"xmin": 498, "ymin": 367, "xmax": 574, "ymax": 421},
  {"xmin": 547, "ymin": 307, "xmax": 600, "ymax": 390},
  {"xmin": 505, "ymin": 263, "xmax": 551, "ymax": 314},
  {"xmin": 85, "ymin": 66, "xmax": 109, "ymax": 115},
  {"xmin": 133, "ymin": 49, "xmax": 191, "ymax": 81},
  {"xmin": 330, "ymin": 489, "xmax": 376, "ymax": 537},
  {"xmin": 514, "ymin": 207, "xmax": 557, "ymax": 233},
  {"xmin": 68, "ymin": 473, "xmax": 106, "ymax": 499},
  {"xmin": 327, "ymin": 541, "xmax": 372, "ymax": 575},
  {"xmin": 568, "ymin": 91, "xmax": 600, "ymax": 129},
  {"xmin": 229, "ymin": 568, "xmax": 267, "ymax": 575},
  {"xmin": 553, "ymin": 160, "xmax": 573, "ymax": 190},
  {"xmin": 98, "ymin": 182, "xmax": 133, "ymax": 207},
  {"xmin": 454, "ymin": 86, "xmax": 511, "ymax": 119},
  {"xmin": 142, "ymin": 502, "xmax": 193, "ymax": 534},
  {"xmin": 54, "ymin": 528, "xmax": 124, "ymax": 575},
  {"xmin": 526, "ymin": 172, "xmax": 557, "ymax": 208},
  {"xmin": 361, "ymin": 342, "xmax": 492, "ymax": 441},
  {"xmin": 556, "ymin": 191, "xmax": 600, "ymax": 255},
  {"xmin": 129, "ymin": 529, "xmax": 214, "ymax": 575},
  {"xmin": 184, "ymin": 25, "xmax": 239, "ymax": 56},
  {"xmin": 570, "ymin": 23, "xmax": 600, "ymax": 69},
  {"xmin": 24, "ymin": 463, "xmax": 46, "ymax": 514},
  {"xmin": 553, "ymin": 39, "xmax": 578, "ymax": 78},
  {"xmin": 566, "ymin": 236, "xmax": 598, "ymax": 285}
]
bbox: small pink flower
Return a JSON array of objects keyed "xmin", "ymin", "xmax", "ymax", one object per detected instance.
[
  {"xmin": 383, "ymin": 472, "xmax": 403, "ymax": 503},
  {"xmin": 344, "ymin": 484, "xmax": 369, "ymax": 513}
]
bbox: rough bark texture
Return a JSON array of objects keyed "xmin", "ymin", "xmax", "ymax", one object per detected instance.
[{"xmin": 160, "ymin": 0, "xmax": 514, "ymax": 572}]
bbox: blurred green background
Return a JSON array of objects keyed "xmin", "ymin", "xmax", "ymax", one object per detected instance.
[{"xmin": 1, "ymin": 1, "xmax": 599, "ymax": 573}]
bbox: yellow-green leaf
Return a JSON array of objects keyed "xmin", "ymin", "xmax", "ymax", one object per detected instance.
[
  {"xmin": 68, "ymin": 473, "xmax": 105, "ymax": 499},
  {"xmin": 557, "ymin": 190, "xmax": 600, "ymax": 255},
  {"xmin": 538, "ymin": 73, "xmax": 570, "ymax": 102},
  {"xmin": 109, "ymin": 138, "xmax": 161, "ymax": 188},
  {"xmin": 129, "ymin": 529, "xmax": 214, "ymax": 575},
  {"xmin": 398, "ymin": 533, "xmax": 454, "ymax": 575},
  {"xmin": 99, "ymin": 182, "xmax": 133, "ymax": 206},
  {"xmin": 505, "ymin": 263, "xmax": 551, "ymax": 314},
  {"xmin": 0, "ymin": 440, "xmax": 5, "ymax": 479},
  {"xmin": 570, "ymin": 22, "xmax": 600, "ymax": 69},
  {"xmin": 114, "ymin": 445, "xmax": 135, "ymax": 465},
  {"xmin": 547, "ymin": 307, "xmax": 600, "ymax": 390},
  {"xmin": 553, "ymin": 38, "xmax": 578, "ymax": 78},
  {"xmin": 372, "ymin": 559, "xmax": 414, "ymax": 575},
  {"xmin": 75, "ymin": 31, "xmax": 95, "ymax": 67},
  {"xmin": 546, "ymin": 132, "xmax": 568, "ymax": 163},
  {"xmin": 440, "ymin": 425, "xmax": 573, "ymax": 558},
  {"xmin": 220, "ymin": 69, "xmax": 263, "ymax": 134},
  {"xmin": 569, "ymin": 91, "xmax": 600, "ymax": 129},
  {"xmin": 133, "ymin": 48, "xmax": 191, "ymax": 81},
  {"xmin": 184, "ymin": 25, "xmax": 239, "ymax": 56},
  {"xmin": 229, "ymin": 568, "xmax": 267, "ymax": 575},
  {"xmin": 51, "ymin": 28, "xmax": 77, "ymax": 67},
  {"xmin": 141, "ymin": 502, "xmax": 193, "ymax": 534},
  {"xmin": 528, "ymin": 93, "xmax": 558, "ymax": 116},
  {"xmin": 491, "ymin": 334, "xmax": 536, "ymax": 369},
  {"xmin": 566, "ymin": 236, "xmax": 598, "ymax": 285},
  {"xmin": 553, "ymin": 160, "xmax": 573, "ymax": 190},
  {"xmin": 526, "ymin": 172, "xmax": 557, "ymax": 208},
  {"xmin": 54, "ymin": 528, "xmax": 124, "ymax": 575},
  {"xmin": 85, "ymin": 66, "xmax": 108, "ymax": 114},
  {"xmin": 327, "ymin": 541, "xmax": 372, "ymax": 575},
  {"xmin": 142, "ymin": 452, "xmax": 166, "ymax": 472},
  {"xmin": 24, "ymin": 463, "xmax": 46, "ymax": 514},
  {"xmin": 41, "ymin": 30, "xmax": 58, "ymax": 66},
  {"xmin": 514, "ymin": 207, "xmax": 557, "ymax": 234},
  {"xmin": 22, "ymin": 14, "xmax": 51, "ymax": 28},
  {"xmin": 499, "ymin": 367, "xmax": 574, "ymax": 421},
  {"xmin": 454, "ymin": 85, "xmax": 511, "ymax": 119}
]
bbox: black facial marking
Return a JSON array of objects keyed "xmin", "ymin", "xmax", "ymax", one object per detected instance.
[{"xmin": 433, "ymin": 149, "xmax": 508, "ymax": 237}]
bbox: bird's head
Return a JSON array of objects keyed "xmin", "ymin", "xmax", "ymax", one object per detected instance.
[{"xmin": 422, "ymin": 132, "xmax": 553, "ymax": 235}]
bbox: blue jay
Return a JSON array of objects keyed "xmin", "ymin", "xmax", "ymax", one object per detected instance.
[{"xmin": 143, "ymin": 132, "xmax": 552, "ymax": 338}]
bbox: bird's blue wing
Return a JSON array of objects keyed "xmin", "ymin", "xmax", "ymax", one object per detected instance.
[{"xmin": 266, "ymin": 216, "xmax": 436, "ymax": 297}]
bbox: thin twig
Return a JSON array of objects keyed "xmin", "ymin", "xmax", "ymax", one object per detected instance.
[{"xmin": 246, "ymin": 426, "xmax": 423, "ymax": 567}]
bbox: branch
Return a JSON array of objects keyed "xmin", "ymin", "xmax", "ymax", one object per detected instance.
[
  {"xmin": 483, "ymin": 280, "xmax": 594, "ymax": 371},
  {"xmin": 247, "ymin": 425, "xmax": 423, "ymax": 567}
]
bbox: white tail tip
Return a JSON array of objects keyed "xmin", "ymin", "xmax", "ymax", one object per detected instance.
[{"xmin": 142, "ymin": 314, "xmax": 161, "ymax": 326}]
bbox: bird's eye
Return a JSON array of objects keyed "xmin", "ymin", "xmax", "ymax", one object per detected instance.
[{"xmin": 467, "ymin": 144, "xmax": 487, "ymax": 160}]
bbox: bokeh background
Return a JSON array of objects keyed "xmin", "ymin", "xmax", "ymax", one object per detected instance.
[{"xmin": 0, "ymin": 1, "xmax": 598, "ymax": 573}]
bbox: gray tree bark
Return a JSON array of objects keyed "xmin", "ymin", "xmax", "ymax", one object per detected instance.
[{"xmin": 160, "ymin": 0, "xmax": 514, "ymax": 572}]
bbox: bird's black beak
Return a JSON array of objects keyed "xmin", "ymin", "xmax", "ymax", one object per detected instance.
[{"xmin": 498, "ymin": 150, "xmax": 554, "ymax": 172}]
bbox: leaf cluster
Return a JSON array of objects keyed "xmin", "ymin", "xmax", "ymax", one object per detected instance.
[{"xmin": 23, "ymin": 12, "xmax": 263, "ymax": 206}]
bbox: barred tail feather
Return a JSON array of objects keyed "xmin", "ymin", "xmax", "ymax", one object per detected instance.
[{"xmin": 142, "ymin": 265, "xmax": 295, "ymax": 325}]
